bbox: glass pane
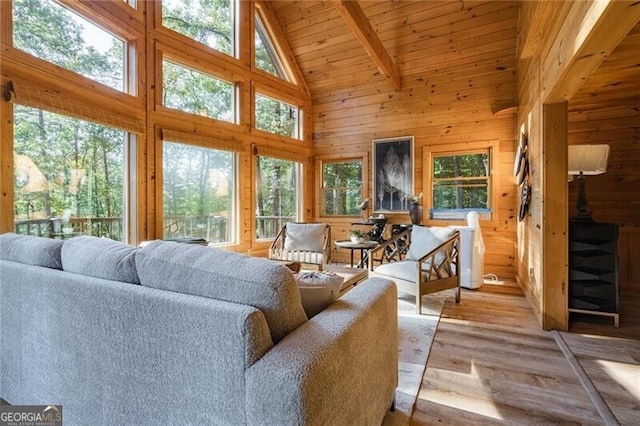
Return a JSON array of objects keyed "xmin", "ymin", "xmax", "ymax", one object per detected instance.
[
  {"xmin": 433, "ymin": 186, "xmax": 488, "ymax": 210},
  {"xmin": 13, "ymin": 0, "xmax": 126, "ymax": 92},
  {"xmin": 255, "ymin": 93, "xmax": 298, "ymax": 138},
  {"xmin": 255, "ymin": 16, "xmax": 286, "ymax": 79},
  {"xmin": 322, "ymin": 160, "xmax": 362, "ymax": 216},
  {"xmin": 163, "ymin": 60, "xmax": 235, "ymax": 122},
  {"xmin": 14, "ymin": 105, "xmax": 126, "ymax": 241},
  {"xmin": 163, "ymin": 142, "xmax": 235, "ymax": 244},
  {"xmin": 433, "ymin": 153, "xmax": 489, "ymax": 179},
  {"xmin": 162, "ymin": 0, "xmax": 235, "ymax": 57},
  {"xmin": 255, "ymin": 156, "xmax": 299, "ymax": 239}
]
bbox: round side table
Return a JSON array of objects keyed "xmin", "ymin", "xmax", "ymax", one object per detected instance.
[{"xmin": 334, "ymin": 240, "xmax": 378, "ymax": 268}]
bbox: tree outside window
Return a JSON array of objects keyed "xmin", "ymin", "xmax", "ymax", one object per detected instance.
[
  {"xmin": 12, "ymin": 0, "xmax": 126, "ymax": 92},
  {"xmin": 162, "ymin": 0, "xmax": 235, "ymax": 57},
  {"xmin": 163, "ymin": 142, "xmax": 235, "ymax": 243},
  {"xmin": 162, "ymin": 60, "xmax": 235, "ymax": 123},
  {"xmin": 431, "ymin": 150, "xmax": 491, "ymax": 219},
  {"xmin": 321, "ymin": 160, "xmax": 363, "ymax": 216},
  {"xmin": 255, "ymin": 93, "xmax": 299, "ymax": 139},
  {"xmin": 255, "ymin": 156, "xmax": 300, "ymax": 239},
  {"xmin": 14, "ymin": 106, "xmax": 127, "ymax": 241}
]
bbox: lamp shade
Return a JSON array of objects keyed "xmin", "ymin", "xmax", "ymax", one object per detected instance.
[{"xmin": 568, "ymin": 144, "xmax": 610, "ymax": 175}]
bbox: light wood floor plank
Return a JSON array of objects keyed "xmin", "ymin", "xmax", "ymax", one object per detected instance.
[{"xmin": 411, "ymin": 283, "xmax": 640, "ymax": 425}]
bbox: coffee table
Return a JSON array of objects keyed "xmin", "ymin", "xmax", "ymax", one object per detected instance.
[{"xmin": 323, "ymin": 265, "xmax": 369, "ymax": 295}]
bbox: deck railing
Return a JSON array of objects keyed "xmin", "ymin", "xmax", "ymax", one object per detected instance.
[{"xmin": 14, "ymin": 214, "xmax": 295, "ymax": 242}]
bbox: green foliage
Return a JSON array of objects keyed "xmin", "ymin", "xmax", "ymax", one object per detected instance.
[
  {"xmin": 432, "ymin": 152, "xmax": 490, "ymax": 210},
  {"xmin": 322, "ymin": 160, "xmax": 363, "ymax": 215},
  {"xmin": 255, "ymin": 94, "xmax": 297, "ymax": 138},
  {"xmin": 255, "ymin": 16, "xmax": 285, "ymax": 78},
  {"xmin": 163, "ymin": 60, "xmax": 234, "ymax": 122},
  {"xmin": 13, "ymin": 0, "xmax": 125, "ymax": 91},
  {"xmin": 162, "ymin": 0, "xmax": 234, "ymax": 56}
]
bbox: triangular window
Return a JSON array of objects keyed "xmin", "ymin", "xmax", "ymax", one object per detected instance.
[{"xmin": 255, "ymin": 14, "xmax": 288, "ymax": 81}]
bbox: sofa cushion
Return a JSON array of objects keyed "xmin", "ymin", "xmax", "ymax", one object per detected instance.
[
  {"xmin": 61, "ymin": 236, "xmax": 140, "ymax": 284},
  {"xmin": 0, "ymin": 233, "xmax": 63, "ymax": 269},
  {"xmin": 406, "ymin": 225, "xmax": 456, "ymax": 264},
  {"xmin": 294, "ymin": 271, "xmax": 344, "ymax": 318},
  {"xmin": 135, "ymin": 241, "xmax": 307, "ymax": 343},
  {"xmin": 284, "ymin": 222, "xmax": 326, "ymax": 252}
]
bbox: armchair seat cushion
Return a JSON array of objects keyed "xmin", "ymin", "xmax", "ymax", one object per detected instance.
[{"xmin": 374, "ymin": 260, "xmax": 453, "ymax": 283}]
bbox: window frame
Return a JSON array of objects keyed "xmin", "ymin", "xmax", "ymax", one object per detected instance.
[
  {"xmin": 159, "ymin": 0, "xmax": 238, "ymax": 59},
  {"xmin": 423, "ymin": 140, "xmax": 499, "ymax": 224},
  {"xmin": 159, "ymin": 133, "xmax": 241, "ymax": 246},
  {"xmin": 160, "ymin": 57, "xmax": 237, "ymax": 123},
  {"xmin": 254, "ymin": 153, "xmax": 304, "ymax": 241},
  {"xmin": 254, "ymin": 91, "xmax": 301, "ymax": 140},
  {"xmin": 316, "ymin": 154, "xmax": 368, "ymax": 218}
]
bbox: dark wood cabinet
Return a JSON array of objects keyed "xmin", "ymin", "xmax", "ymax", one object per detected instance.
[{"xmin": 568, "ymin": 221, "xmax": 619, "ymax": 327}]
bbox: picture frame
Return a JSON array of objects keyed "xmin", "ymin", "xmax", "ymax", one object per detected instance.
[{"xmin": 372, "ymin": 136, "xmax": 414, "ymax": 212}]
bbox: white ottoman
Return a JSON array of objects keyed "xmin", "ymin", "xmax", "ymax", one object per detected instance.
[{"xmin": 295, "ymin": 271, "xmax": 345, "ymax": 318}]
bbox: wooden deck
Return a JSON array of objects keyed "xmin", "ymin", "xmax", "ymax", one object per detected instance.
[{"xmin": 411, "ymin": 282, "xmax": 640, "ymax": 425}]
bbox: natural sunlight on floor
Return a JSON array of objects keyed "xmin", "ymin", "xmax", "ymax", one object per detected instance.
[
  {"xmin": 597, "ymin": 359, "xmax": 640, "ymax": 399},
  {"xmin": 420, "ymin": 362, "xmax": 504, "ymax": 421}
]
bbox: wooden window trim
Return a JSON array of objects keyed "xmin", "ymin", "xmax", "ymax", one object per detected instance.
[
  {"xmin": 422, "ymin": 140, "xmax": 499, "ymax": 227},
  {"xmin": 315, "ymin": 153, "xmax": 369, "ymax": 218}
]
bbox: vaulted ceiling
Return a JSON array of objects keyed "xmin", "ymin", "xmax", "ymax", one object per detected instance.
[{"xmin": 270, "ymin": 1, "xmax": 640, "ymax": 116}]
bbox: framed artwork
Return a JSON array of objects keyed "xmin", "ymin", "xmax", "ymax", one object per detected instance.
[{"xmin": 372, "ymin": 136, "xmax": 414, "ymax": 212}]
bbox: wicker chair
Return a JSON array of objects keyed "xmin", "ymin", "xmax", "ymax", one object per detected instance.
[
  {"xmin": 269, "ymin": 222, "xmax": 332, "ymax": 270},
  {"xmin": 368, "ymin": 225, "xmax": 460, "ymax": 314}
]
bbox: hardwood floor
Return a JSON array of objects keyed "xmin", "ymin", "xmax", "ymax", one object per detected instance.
[{"xmin": 411, "ymin": 283, "xmax": 640, "ymax": 425}]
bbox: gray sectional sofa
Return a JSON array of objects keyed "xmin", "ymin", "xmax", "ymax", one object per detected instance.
[{"xmin": 0, "ymin": 233, "xmax": 398, "ymax": 425}]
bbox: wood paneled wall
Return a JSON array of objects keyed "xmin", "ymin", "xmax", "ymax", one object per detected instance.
[
  {"xmin": 274, "ymin": 0, "xmax": 519, "ymax": 279},
  {"xmin": 517, "ymin": 2, "xmax": 640, "ymax": 329}
]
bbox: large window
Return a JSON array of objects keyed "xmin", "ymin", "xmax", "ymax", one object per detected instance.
[
  {"xmin": 429, "ymin": 148, "xmax": 492, "ymax": 220},
  {"xmin": 255, "ymin": 15, "xmax": 287, "ymax": 80},
  {"xmin": 163, "ymin": 142, "xmax": 236, "ymax": 244},
  {"xmin": 255, "ymin": 156, "xmax": 300, "ymax": 239},
  {"xmin": 163, "ymin": 60, "xmax": 235, "ymax": 123},
  {"xmin": 255, "ymin": 93, "xmax": 299, "ymax": 139},
  {"xmin": 162, "ymin": 0, "xmax": 236, "ymax": 57},
  {"xmin": 13, "ymin": 0, "xmax": 126, "ymax": 92},
  {"xmin": 14, "ymin": 106, "xmax": 127, "ymax": 241},
  {"xmin": 321, "ymin": 159, "xmax": 363, "ymax": 216}
]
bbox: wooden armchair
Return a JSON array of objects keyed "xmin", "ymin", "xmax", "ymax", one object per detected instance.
[
  {"xmin": 368, "ymin": 225, "xmax": 460, "ymax": 314},
  {"xmin": 269, "ymin": 222, "xmax": 332, "ymax": 270}
]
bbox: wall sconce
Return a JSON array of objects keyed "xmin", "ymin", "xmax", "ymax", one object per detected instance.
[{"xmin": 568, "ymin": 144, "xmax": 610, "ymax": 222}]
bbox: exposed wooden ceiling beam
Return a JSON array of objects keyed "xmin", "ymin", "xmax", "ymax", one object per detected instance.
[
  {"xmin": 331, "ymin": 0, "xmax": 401, "ymax": 91},
  {"xmin": 543, "ymin": 0, "xmax": 640, "ymax": 103}
]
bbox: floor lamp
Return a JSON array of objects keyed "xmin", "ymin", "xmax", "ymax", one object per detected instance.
[{"xmin": 567, "ymin": 144, "xmax": 610, "ymax": 223}]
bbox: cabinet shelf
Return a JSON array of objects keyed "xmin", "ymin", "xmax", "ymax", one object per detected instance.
[{"xmin": 568, "ymin": 221, "xmax": 619, "ymax": 328}]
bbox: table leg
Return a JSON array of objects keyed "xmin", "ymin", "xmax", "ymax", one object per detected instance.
[{"xmin": 350, "ymin": 249, "xmax": 355, "ymax": 268}]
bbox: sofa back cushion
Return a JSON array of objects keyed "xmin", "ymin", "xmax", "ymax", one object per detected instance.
[
  {"xmin": 61, "ymin": 236, "xmax": 140, "ymax": 284},
  {"xmin": 135, "ymin": 241, "xmax": 307, "ymax": 343},
  {"xmin": 0, "ymin": 233, "xmax": 63, "ymax": 269}
]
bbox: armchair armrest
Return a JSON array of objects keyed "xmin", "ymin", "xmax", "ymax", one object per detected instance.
[
  {"xmin": 245, "ymin": 278, "xmax": 397, "ymax": 426},
  {"xmin": 368, "ymin": 228, "xmax": 411, "ymax": 269},
  {"xmin": 416, "ymin": 231, "xmax": 459, "ymax": 278}
]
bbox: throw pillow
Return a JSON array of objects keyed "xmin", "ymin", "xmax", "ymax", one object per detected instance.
[
  {"xmin": 283, "ymin": 223, "xmax": 326, "ymax": 253},
  {"xmin": 406, "ymin": 225, "xmax": 456, "ymax": 264},
  {"xmin": 295, "ymin": 271, "xmax": 345, "ymax": 318},
  {"xmin": 61, "ymin": 236, "xmax": 140, "ymax": 284},
  {"xmin": 0, "ymin": 233, "xmax": 63, "ymax": 270}
]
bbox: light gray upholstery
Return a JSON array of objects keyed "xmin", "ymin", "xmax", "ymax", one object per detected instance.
[
  {"xmin": 0, "ymin": 232, "xmax": 63, "ymax": 269},
  {"xmin": 1, "ymin": 233, "xmax": 398, "ymax": 425},
  {"xmin": 62, "ymin": 236, "xmax": 140, "ymax": 284},
  {"xmin": 246, "ymin": 278, "xmax": 398, "ymax": 426},
  {"xmin": 136, "ymin": 240, "xmax": 307, "ymax": 343}
]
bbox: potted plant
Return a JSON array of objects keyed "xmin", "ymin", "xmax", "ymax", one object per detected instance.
[{"xmin": 349, "ymin": 229, "xmax": 366, "ymax": 244}]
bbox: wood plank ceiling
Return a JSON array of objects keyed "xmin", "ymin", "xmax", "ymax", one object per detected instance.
[{"xmin": 270, "ymin": 0, "xmax": 519, "ymax": 116}]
